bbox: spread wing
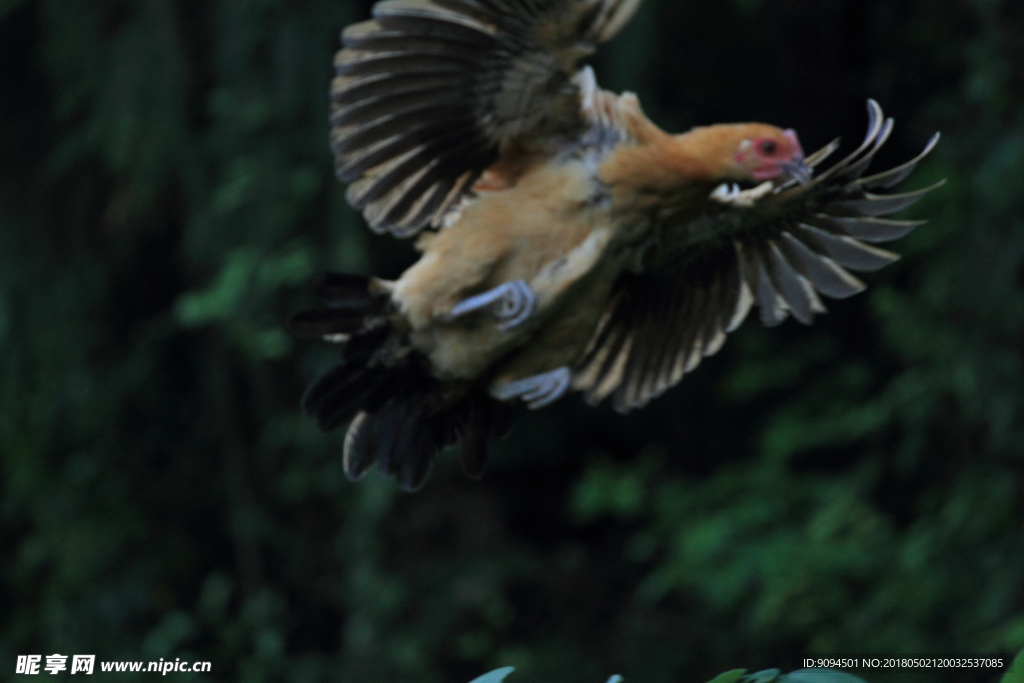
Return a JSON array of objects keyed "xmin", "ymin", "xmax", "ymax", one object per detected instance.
[
  {"xmin": 331, "ymin": 0, "xmax": 642, "ymax": 237},
  {"xmin": 573, "ymin": 100, "xmax": 944, "ymax": 412}
]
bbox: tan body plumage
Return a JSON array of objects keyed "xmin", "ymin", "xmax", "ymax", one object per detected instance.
[{"xmin": 395, "ymin": 151, "xmax": 610, "ymax": 379}]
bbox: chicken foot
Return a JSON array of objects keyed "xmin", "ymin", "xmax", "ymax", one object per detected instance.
[
  {"xmin": 443, "ymin": 279, "xmax": 538, "ymax": 331},
  {"xmin": 489, "ymin": 366, "xmax": 572, "ymax": 409}
]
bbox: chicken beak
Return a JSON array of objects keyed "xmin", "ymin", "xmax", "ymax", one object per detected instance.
[
  {"xmin": 781, "ymin": 156, "xmax": 812, "ymax": 186},
  {"xmin": 780, "ymin": 129, "xmax": 812, "ymax": 185}
]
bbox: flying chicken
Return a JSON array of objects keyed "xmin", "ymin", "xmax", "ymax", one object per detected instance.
[{"xmin": 289, "ymin": 0, "xmax": 943, "ymax": 491}]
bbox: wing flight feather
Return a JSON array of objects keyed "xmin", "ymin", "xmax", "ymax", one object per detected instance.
[
  {"xmin": 331, "ymin": 0, "xmax": 642, "ymax": 236},
  {"xmin": 574, "ymin": 101, "xmax": 943, "ymax": 412}
]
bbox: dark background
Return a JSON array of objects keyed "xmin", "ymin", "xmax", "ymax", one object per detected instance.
[{"xmin": 1, "ymin": 0, "xmax": 1021, "ymax": 681}]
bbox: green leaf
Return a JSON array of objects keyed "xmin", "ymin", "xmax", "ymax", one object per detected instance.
[
  {"xmin": 783, "ymin": 670, "xmax": 867, "ymax": 683},
  {"xmin": 742, "ymin": 670, "xmax": 780, "ymax": 683},
  {"xmin": 1001, "ymin": 648, "xmax": 1024, "ymax": 683},
  {"xmin": 706, "ymin": 670, "xmax": 747, "ymax": 683},
  {"xmin": 606, "ymin": 676, "xmax": 625, "ymax": 683},
  {"xmin": 173, "ymin": 249, "xmax": 257, "ymax": 327},
  {"xmin": 255, "ymin": 247, "xmax": 314, "ymax": 289},
  {"xmin": 250, "ymin": 328, "xmax": 291, "ymax": 360},
  {"xmin": 468, "ymin": 667, "xmax": 516, "ymax": 683}
]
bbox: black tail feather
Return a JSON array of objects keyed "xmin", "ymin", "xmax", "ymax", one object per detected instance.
[
  {"xmin": 459, "ymin": 398, "xmax": 490, "ymax": 480},
  {"xmin": 362, "ymin": 367, "xmax": 413, "ymax": 414},
  {"xmin": 432, "ymin": 409, "xmax": 460, "ymax": 451},
  {"xmin": 343, "ymin": 411, "xmax": 375, "ymax": 481},
  {"xmin": 287, "ymin": 308, "xmax": 366, "ymax": 338},
  {"xmin": 295, "ymin": 271, "xmax": 512, "ymax": 491},
  {"xmin": 459, "ymin": 397, "xmax": 515, "ymax": 479},
  {"xmin": 303, "ymin": 363, "xmax": 389, "ymax": 432},
  {"xmin": 387, "ymin": 402, "xmax": 435, "ymax": 491},
  {"xmin": 288, "ymin": 273, "xmax": 391, "ymax": 339},
  {"xmin": 358, "ymin": 389, "xmax": 438, "ymax": 492},
  {"xmin": 341, "ymin": 324, "xmax": 390, "ymax": 362},
  {"xmin": 316, "ymin": 272, "xmax": 388, "ymax": 310},
  {"xmin": 371, "ymin": 398, "xmax": 409, "ymax": 478},
  {"xmin": 488, "ymin": 401, "xmax": 514, "ymax": 439}
]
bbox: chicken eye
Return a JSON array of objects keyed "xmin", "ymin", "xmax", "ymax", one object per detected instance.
[{"xmin": 760, "ymin": 140, "xmax": 777, "ymax": 155}]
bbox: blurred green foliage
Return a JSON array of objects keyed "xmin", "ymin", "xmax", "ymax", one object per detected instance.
[
  {"xmin": 470, "ymin": 666, "xmax": 872, "ymax": 683},
  {"xmin": 1, "ymin": 0, "xmax": 1021, "ymax": 682},
  {"xmin": 1004, "ymin": 650, "xmax": 1024, "ymax": 683}
]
